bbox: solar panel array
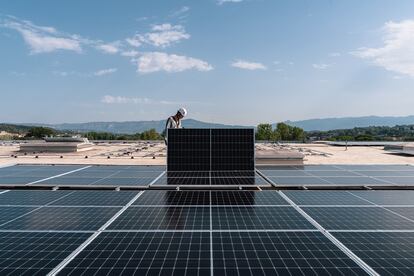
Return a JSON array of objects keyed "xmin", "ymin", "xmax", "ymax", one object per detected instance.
[{"xmin": 0, "ymin": 164, "xmax": 413, "ymax": 275}]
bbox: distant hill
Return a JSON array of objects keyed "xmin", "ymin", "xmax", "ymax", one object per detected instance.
[
  {"xmin": 284, "ymin": 116, "xmax": 414, "ymax": 131},
  {"xmin": 24, "ymin": 119, "xmax": 249, "ymax": 134},
  {"xmin": 13, "ymin": 115, "xmax": 414, "ymax": 134},
  {"xmin": 0, "ymin": 123, "xmax": 33, "ymax": 134}
]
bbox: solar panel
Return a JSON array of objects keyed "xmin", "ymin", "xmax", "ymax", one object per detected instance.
[
  {"xmin": 0, "ymin": 207, "xmax": 120, "ymax": 231},
  {"xmin": 303, "ymin": 207, "xmax": 414, "ymax": 230},
  {"xmin": 167, "ymin": 128, "xmax": 254, "ymax": 172},
  {"xmin": 1, "ymin": 165, "xmax": 414, "ymax": 275},
  {"xmin": 213, "ymin": 231, "xmax": 367, "ymax": 276},
  {"xmin": 211, "ymin": 206, "xmax": 315, "ymax": 230},
  {"xmin": 108, "ymin": 206, "xmax": 210, "ymax": 230},
  {"xmin": 0, "ymin": 231, "xmax": 91, "ymax": 276},
  {"xmin": 333, "ymin": 232, "xmax": 414, "ymax": 276},
  {"xmin": 60, "ymin": 232, "xmax": 210, "ymax": 276}
]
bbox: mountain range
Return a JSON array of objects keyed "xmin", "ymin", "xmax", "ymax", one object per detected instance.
[{"xmin": 14, "ymin": 115, "xmax": 414, "ymax": 134}]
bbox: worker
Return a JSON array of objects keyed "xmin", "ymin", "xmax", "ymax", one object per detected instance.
[{"xmin": 165, "ymin": 107, "xmax": 187, "ymax": 145}]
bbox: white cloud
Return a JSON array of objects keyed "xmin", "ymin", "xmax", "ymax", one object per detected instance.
[
  {"xmin": 2, "ymin": 18, "xmax": 82, "ymax": 54},
  {"xmin": 134, "ymin": 52, "xmax": 213, "ymax": 73},
  {"xmin": 312, "ymin": 63, "xmax": 331, "ymax": 70},
  {"xmin": 352, "ymin": 20, "xmax": 414, "ymax": 77},
  {"xmin": 217, "ymin": 0, "xmax": 243, "ymax": 5},
  {"xmin": 141, "ymin": 24, "xmax": 190, "ymax": 47},
  {"xmin": 101, "ymin": 95, "xmax": 152, "ymax": 104},
  {"xmin": 231, "ymin": 60, "xmax": 267, "ymax": 70},
  {"xmin": 94, "ymin": 68, "xmax": 118, "ymax": 76},
  {"xmin": 125, "ymin": 37, "xmax": 141, "ymax": 47},
  {"xmin": 96, "ymin": 42, "xmax": 121, "ymax": 54}
]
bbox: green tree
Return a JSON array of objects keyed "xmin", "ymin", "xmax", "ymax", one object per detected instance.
[
  {"xmin": 140, "ymin": 129, "xmax": 162, "ymax": 140},
  {"xmin": 276, "ymin": 123, "xmax": 290, "ymax": 140},
  {"xmin": 256, "ymin": 124, "xmax": 274, "ymax": 140},
  {"xmin": 291, "ymin": 126, "xmax": 305, "ymax": 141},
  {"xmin": 25, "ymin": 127, "xmax": 56, "ymax": 138}
]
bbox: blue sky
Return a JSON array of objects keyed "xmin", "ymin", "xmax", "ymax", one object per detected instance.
[{"xmin": 1, "ymin": 0, "xmax": 414, "ymax": 125}]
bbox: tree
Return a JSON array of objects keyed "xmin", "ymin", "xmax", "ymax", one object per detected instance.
[
  {"xmin": 256, "ymin": 124, "xmax": 274, "ymax": 140},
  {"xmin": 25, "ymin": 127, "xmax": 56, "ymax": 138},
  {"xmin": 291, "ymin": 126, "xmax": 305, "ymax": 141},
  {"xmin": 276, "ymin": 123, "xmax": 290, "ymax": 140},
  {"xmin": 140, "ymin": 129, "xmax": 162, "ymax": 140}
]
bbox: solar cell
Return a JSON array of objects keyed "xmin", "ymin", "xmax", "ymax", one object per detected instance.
[
  {"xmin": 0, "ymin": 207, "xmax": 35, "ymax": 225},
  {"xmin": 303, "ymin": 207, "xmax": 414, "ymax": 230},
  {"xmin": 108, "ymin": 206, "xmax": 210, "ymax": 230},
  {"xmin": 0, "ymin": 190, "xmax": 71, "ymax": 206},
  {"xmin": 213, "ymin": 231, "xmax": 367, "ymax": 276},
  {"xmin": 211, "ymin": 191, "xmax": 288, "ymax": 205},
  {"xmin": 0, "ymin": 231, "xmax": 91, "ymax": 276},
  {"xmin": 284, "ymin": 191, "xmax": 373, "ymax": 206},
  {"xmin": 133, "ymin": 191, "xmax": 210, "ymax": 206},
  {"xmin": 50, "ymin": 191, "xmax": 139, "ymax": 206},
  {"xmin": 212, "ymin": 206, "xmax": 315, "ymax": 230},
  {"xmin": 334, "ymin": 232, "xmax": 414, "ymax": 276},
  {"xmin": 60, "ymin": 231, "xmax": 210, "ymax": 276},
  {"xmin": 0, "ymin": 207, "xmax": 120, "ymax": 231}
]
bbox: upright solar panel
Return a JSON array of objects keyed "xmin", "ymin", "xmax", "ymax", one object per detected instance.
[{"xmin": 167, "ymin": 128, "xmax": 254, "ymax": 172}]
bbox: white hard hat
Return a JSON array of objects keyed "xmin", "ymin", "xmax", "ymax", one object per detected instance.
[{"xmin": 178, "ymin": 107, "xmax": 187, "ymax": 117}]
